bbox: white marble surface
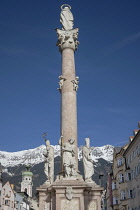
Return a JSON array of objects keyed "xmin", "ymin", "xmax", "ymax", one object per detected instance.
[
  {"xmin": 60, "ymin": 5, "xmax": 74, "ymax": 31},
  {"xmin": 43, "ymin": 140, "xmax": 54, "ymax": 184},
  {"xmin": 83, "ymin": 138, "xmax": 94, "ymax": 182}
]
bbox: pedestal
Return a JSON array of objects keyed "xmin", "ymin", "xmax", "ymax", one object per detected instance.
[{"xmin": 37, "ymin": 180, "xmax": 103, "ymax": 210}]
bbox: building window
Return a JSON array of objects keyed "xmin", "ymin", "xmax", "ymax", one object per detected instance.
[
  {"xmin": 120, "ymin": 190, "xmax": 126, "ymax": 200},
  {"xmin": 131, "ymin": 170, "xmax": 135, "ymax": 180},
  {"xmin": 130, "ymin": 154, "xmax": 132, "ymax": 162},
  {"xmin": 133, "ymin": 187, "xmax": 136, "ymax": 198},
  {"xmin": 113, "ymin": 197, "xmax": 118, "ymax": 205},
  {"xmin": 138, "ymin": 163, "xmax": 140, "ymax": 175},
  {"xmin": 118, "ymin": 158, "xmax": 123, "ymax": 167},
  {"xmin": 136, "ymin": 146, "xmax": 139, "ymax": 155},
  {"xmin": 128, "ymin": 189, "xmax": 133, "ymax": 198},
  {"xmin": 5, "ymin": 200, "xmax": 9, "ymax": 206},
  {"xmin": 126, "ymin": 172, "xmax": 132, "ymax": 181},
  {"xmin": 112, "ymin": 182, "xmax": 117, "ymax": 190},
  {"xmin": 127, "ymin": 157, "xmax": 130, "ymax": 166},
  {"xmin": 138, "ymin": 185, "xmax": 140, "ymax": 196},
  {"xmin": 20, "ymin": 203, "xmax": 22, "ymax": 210},
  {"xmin": 132, "ymin": 151, "xmax": 135, "ymax": 160},
  {"xmin": 119, "ymin": 173, "xmax": 124, "ymax": 183},
  {"xmin": 134, "ymin": 149, "xmax": 137, "ymax": 158},
  {"xmin": 15, "ymin": 201, "xmax": 18, "ymax": 209},
  {"xmin": 136, "ymin": 166, "xmax": 139, "ymax": 176}
]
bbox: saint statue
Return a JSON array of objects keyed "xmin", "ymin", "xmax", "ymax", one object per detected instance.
[
  {"xmin": 82, "ymin": 138, "xmax": 94, "ymax": 182},
  {"xmin": 60, "ymin": 5, "xmax": 74, "ymax": 31},
  {"xmin": 62, "ymin": 139, "xmax": 77, "ymax": 177},
  {"xmin": 43, "ymin": 140, "xmax": 54, "ymax": 184},
  {"xmin": 71, "ymin": 76, "xmax": 79, "ymax": 91},
  {"xmin": 58, "ymin": 75, "xmax": 66, "ymax": 92}
]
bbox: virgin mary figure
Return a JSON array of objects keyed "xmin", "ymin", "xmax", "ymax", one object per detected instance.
[{"xmin": 60, "ymin": 5, "xmax": 74, "ymax": 31}]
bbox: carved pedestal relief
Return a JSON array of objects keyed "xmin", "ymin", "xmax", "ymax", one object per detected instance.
[
  {"xmin": 44, "ymin": 201, "xmax": 51, "ymax": 210},
  {"xmin": 61, "ymin": 199, "xmax": 79, "ymax": 210},
  {"xmin": 88, "ymin": 200, "xmax": 97, "ymax": 210},
  {"xmin": 65, "ymin": 186, "xmax": 73, "ymax": 200}
]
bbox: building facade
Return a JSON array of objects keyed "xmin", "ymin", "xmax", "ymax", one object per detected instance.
[
  {"xmin": 0, "ymin": 163, "xmax": 3, "ymax": 209},
  {"xmin": 123, "ymin": 129, "xmax": 140, "ymax": 209},
  {"xmin": 0, "ymin": 181, "xmax": 15, "ymax": 210},
  {"xmin": 106, "ymin": 126, "xmax": 140, "ymax": 210},
  {"xmin": 14, "ymin": 192, "xmax": 30, "ymax": 210}
]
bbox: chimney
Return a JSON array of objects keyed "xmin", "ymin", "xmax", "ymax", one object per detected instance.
[
  {"xmin": 129, "ymin": 136, "xmax": 134, "ymax": 142},
  {"xmin": 133, "ymin": 129, "xmax": 139, "ymax": 135}
]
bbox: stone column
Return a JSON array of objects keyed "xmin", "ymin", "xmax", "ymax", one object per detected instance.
[
  {"xmin": 56, "ymin": 25, "xmax": 79, "ymax": 171},
  {"xmin": 61, "ymin": 47, "xmax": 77, "ymax": 158}
]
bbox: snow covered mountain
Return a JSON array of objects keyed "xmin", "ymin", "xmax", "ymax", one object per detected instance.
[{"xmin": 0, "ymin": 144, "xmax": 114, "ymax": 167}]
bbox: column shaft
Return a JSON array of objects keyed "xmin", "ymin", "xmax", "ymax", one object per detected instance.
[{"xmin": 61, "ymin": 48, "xmax": 78, "ymax": 169}]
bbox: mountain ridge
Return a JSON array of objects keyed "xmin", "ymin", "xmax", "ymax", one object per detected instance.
[{"xmin": 0, "ymin": 144, "xmax": 114, "ymax": 167}]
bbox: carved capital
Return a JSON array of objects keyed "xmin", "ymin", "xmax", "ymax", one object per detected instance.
[{"xmin": 56, "ymin": 28, "xmax": 80, "ymax": 52}]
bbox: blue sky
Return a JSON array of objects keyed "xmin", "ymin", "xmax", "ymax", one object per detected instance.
[{"xmin": 0, "ymin": 0, "xmax": 140, "ymax": 152}]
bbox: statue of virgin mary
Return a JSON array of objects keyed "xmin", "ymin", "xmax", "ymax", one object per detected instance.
[{"xmin": 60, "ymin": 5, "xmax": 74, "ymax": 31}]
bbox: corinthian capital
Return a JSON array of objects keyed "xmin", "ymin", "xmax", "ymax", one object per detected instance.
[{"xmin": 56, "ymin": 28, "xmax": 80, "ymax": 52}]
